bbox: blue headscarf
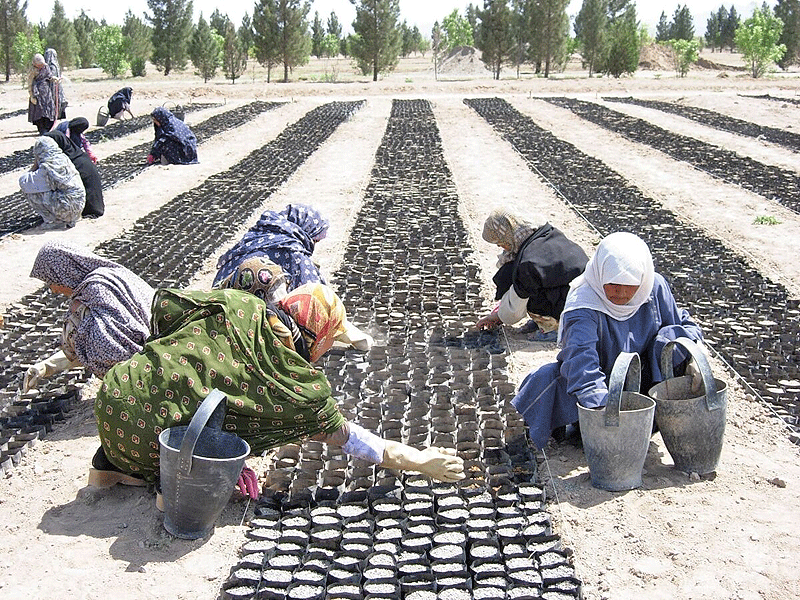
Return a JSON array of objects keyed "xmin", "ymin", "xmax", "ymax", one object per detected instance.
[
  {"xmin": 214, "ymin": 204, "xmax": 329, "ymax": 290},
  {"xmin": 150, "ymin": 106, "xmax": 197, "ymax": 165}
]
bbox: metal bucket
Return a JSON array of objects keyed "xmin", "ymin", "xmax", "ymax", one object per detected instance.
[
  {"xmin": 578, "ymin": 352, "xmax": 655, "ymax": 491},
  {"xmin": 96, "ymin": 106, "xmax": 109, "ymax": 127},
  {"xmin": 163, "ymin": 101, "xmax": 185, "ymax": 121},
  {"xmin": 648, "ymin": 338, "xmax": 726, "ymax": 475},
  {"xmin": 158, "ymin": 389, "xmax": 250, "ymax": 539}
]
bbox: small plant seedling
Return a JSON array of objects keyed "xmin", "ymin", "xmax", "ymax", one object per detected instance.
[{"xmin": 753, "ymin": 215, "xmax": 781, "ymax": 225}]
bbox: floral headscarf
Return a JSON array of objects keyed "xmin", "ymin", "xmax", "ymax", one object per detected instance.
[
  {"xmin": 279, "ymin": 283, "xmax": 346, "ymax": 362},
  {"xmin": 30, "ymin": 241, "xmax": 155, "ymax": 377},
  {"xmin": 216, "ymin": 256, "xmax": 288, "ymax": 305},
  {"xmin": 213, "ymin": 204, "xmax": 329, "ymax": 289},
  {"xmin": 482, "ymin": 209, "xmax": 544, "ymax": 267}
]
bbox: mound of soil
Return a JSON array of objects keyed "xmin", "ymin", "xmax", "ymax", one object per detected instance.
[
  {"xmin": 639, "ymin": 42, "xmax": 675, "ymax": 70},
  {"xmin": 438, "ymin": 45, "xmax": 489, "ymax": 76}
]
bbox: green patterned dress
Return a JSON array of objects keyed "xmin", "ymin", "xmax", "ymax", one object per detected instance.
[{"xmin": 95, "ymin": 288, "xmax": 344, "ymax": 481}]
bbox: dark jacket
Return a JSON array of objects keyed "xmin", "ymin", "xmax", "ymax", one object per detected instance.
[{"xmin": 493, "ymin": 223, "xmax": 589, "ymax": 319}]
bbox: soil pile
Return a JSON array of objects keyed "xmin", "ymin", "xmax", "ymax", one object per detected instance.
[
  {"xmin": 638, "ymin": 42, "xmax": 675, "ymax": 71},
  {"xmin": 438, "ymin": 46, "xmax": 490, "ymax": 77}
]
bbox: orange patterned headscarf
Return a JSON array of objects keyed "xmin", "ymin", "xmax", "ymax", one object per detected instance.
[{"xmin": 279, "ymin": 283, "xmax": 347, "ymax": 362}]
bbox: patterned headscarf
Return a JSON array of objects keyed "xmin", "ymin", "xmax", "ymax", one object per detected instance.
[
  {"xmin": 213, "ymin": 204, "xmax": 329, "ymax": 289},
  {"xmin": 216, "ymin": 256, "xmax": 288, "ymax": 304},
  {"xmin": 282, "ymin": 204, "xmax": 329, "ymax": 242},
  {"xmin": 279, "ymin": 283, "xmax": 347, "ymax": 362},
  {"xmin": 559, "ymin": 232, "xmax": 655, "ymax": 343},
  {"xmin": 482, "ymin": 209, "xmax": 544, "ymax": 267},
  {"xmin": 44, "ymin": 48, "xmax": 60, "ymax": 77},
  {"xmin": 34, "ymin": 136, "xmax": 80, "ymax": 189},
  {"xmin": 30, "ymin": 241, "xmax": 155, "ymax": 377}
]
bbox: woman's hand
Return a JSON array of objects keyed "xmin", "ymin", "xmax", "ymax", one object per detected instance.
[{"xmin": 475, "ymin": 312, "xmax": 502, "ymax": 330}]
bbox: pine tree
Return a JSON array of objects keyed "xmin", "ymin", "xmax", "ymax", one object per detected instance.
[
  {"xmin": 0, "ymin": 0, "xmax": 28, "ymax": 81},
  {"xmin": 669, "ymin": 5, "xmax": 694, "ymax": 41},
  {"xmin": 705, "ymin": 11, "xmax": 721, "ymax": 52},
  {"xmin": 72, "ymin": 10, "xmax": 97, "ymax": 68},
  {"xmin": 775, "ymin": 0, "xmax": 799, "ymax": 67},
  {"xmin": 253, "ymin": 0, "xmax": 280, "ymax": 82},
  {"xmin": 602, "ymin": 3, "xmax": 639, "ymax": 77},
  {"xmin": 190, "ymin": 14, "xmax": 220, "ymax": 82},
  {"xmin": 253, "ymin": 0, "xmax": 310, "ymax": 83},
  {"xmin": 147, "ymin": 0, "xmax": 193, "ymax": 75},
  {"xmin": 351, "ymin": 0, "xmax": 401, "ymax": 82},
  {"xmin": 311, "ymin": 11, "xmax": 324, "ymax": 57},
  {"xmin": 222, "ymin": 21, "xmax": 247, "ymax": 82},
  {"xmin": 44, "ymin": 0, "xmax": 78, "ymax": 67},
  {"xmin": 122, "ymin": 11, "xmax": 152, "ymax": 77},
  {"xmin": 210, "ymin": 9, "xmax": 231, "ymax": 37},
  {"xmin": 535, "ymin": 0, "xmax": 570, "ymax": 77},
  {"xmin": 327, "ymin": 12, "xmax": 342, "ymax": 39},
  {"xmin": 240, "ymin": 13, "xmax": 253, "ymax": 58},
  {"xmin": 478, "ymin": 0, "xmax": 515, "ymax": 80},
  {"xmin": 655, "ymin": 11, "xmax": 669, "ymax": 42},
  {"xmin": 575, "ymin": 0, "xmax": 606, "ymax": 76},
  {"xmin": 722, "ymin": 5, "xmax": 740, "ymax": 51}
]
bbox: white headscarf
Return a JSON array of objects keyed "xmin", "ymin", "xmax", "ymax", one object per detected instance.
[{"xmin": 558, "ymin": 232, "xmax": 655, "ymax": 342}]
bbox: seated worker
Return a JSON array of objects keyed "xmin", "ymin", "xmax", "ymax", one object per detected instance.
[
  {"xmin": 512, "ymin": 232, "xmax": 705, "ymax": 448},
  {"xmin": 214, "ymin": 207, "xmax": 373, "ymax": 351},
  {"xmin": 107, "ymin": 87, "xmax": 134, "ymax": 120},
  {"xmin": 146, "ymin": 106, "xmax": 197, "ymax": 165},
  {"xmin": 18, "ymin": 136, "xmax": 85, "ymax": 228},
  {"xmin": 45, "ymin": 128, "xmax": 104, "ymax": 218},
  {"xmin": 88, "ymin": 284, "xmax": 465, "ymax": 491},
  {"xmin": 56, "ymin": 117, "xmax": 98, "ymax": 163},
  {"xmin": 476, "ymin": 209, "xmax": 589, "ymax": 342},
  {"xmin": 22, "ymin": 241, "xmax": 155, "ymax": 392}
]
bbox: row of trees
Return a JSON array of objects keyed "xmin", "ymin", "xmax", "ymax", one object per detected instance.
[{"xmin": 2, "ymin": 0, "xmax": 798, "ymax": 84}]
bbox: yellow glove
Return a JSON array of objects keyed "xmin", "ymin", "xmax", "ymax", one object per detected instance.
[
  {"xmin": 22, "ymin": 350, "xmax": 79, "ymax": 392},
  {"xmin": 30, "ymin": 96, "xmax": 37, "ymax": 105}
]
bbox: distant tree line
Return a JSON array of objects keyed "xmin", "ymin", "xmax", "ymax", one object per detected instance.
[{"xmin": 0, "ymin": 0, "xmax": 796, "ymax": 84}]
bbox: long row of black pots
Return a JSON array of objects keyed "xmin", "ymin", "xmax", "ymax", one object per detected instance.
[
  {"xmin": 603, "ymin": 96, "xmax": 800, "ymax": 153},
  {"xmin": 465, "ymin": 97, "xmax": 800, "ymax": 443},
  {"xmin": 543, "ymin": 97, "xmax": 800, "ymax": 214},
  {"xmin": 0, "ymin": 101, "xmax": 282, "ymax": 238},
  {"xmin": 0, "ymin": 102, "xmax": 366, "ymax": 456},
  {"xmin": 225, "ymin": 99, "xmax": 580, "ymax": 599}
]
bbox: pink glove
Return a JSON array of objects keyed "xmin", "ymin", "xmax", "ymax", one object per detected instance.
[
  {"xmin": 146, "ymin": 154, "xmax": 155, "ymax": 165},
  {"xmin": 236, "ymin": 465, "xmax": 259, "ymax": 500}
]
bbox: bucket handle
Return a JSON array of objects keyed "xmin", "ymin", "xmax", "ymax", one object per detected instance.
[
  {"xmin": 659, "ymin": 337, "xmax": 723, "ymax": 412},
  {"xmin": 604, "ymin": 352, "xmax": 641, "ymax": 428},
  {"xmin": 178, "ymin": 389, "xmax": 228, "ymax": 476}
]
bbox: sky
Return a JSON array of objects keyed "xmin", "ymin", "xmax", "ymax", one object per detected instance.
[{"xmin": 24, "ymin": 0, "xmax": 772, "ymax": 38}]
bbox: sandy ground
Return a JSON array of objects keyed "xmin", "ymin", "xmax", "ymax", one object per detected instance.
[{"xmin": 1, "ymin": 51, "xmax": 799, "ymax": 600}]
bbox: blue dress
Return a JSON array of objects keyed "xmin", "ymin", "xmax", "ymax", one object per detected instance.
[{"xmin": 512, "ymin": 274, "xmax": 703, "ymax": 449}]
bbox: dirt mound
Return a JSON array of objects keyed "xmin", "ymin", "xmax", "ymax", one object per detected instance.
[
  {"xmin": 696, "ymin": 56, "xmax": 748, "ymax": 71},
  {"xmin": 638, "ymin": 42, "xmax": 674, "ymax": 70},
  {"xmin": 438, "ymin": 45, "xmax": 489, "ymax": 76}
]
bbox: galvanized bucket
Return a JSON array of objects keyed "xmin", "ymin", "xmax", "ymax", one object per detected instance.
[
  {"xmin": 96, "ymin": 106, "xmax": 109, "ymax": 127},
  {"xmin": 649, "ymin": 337, "xmax": 726, "ymax": 475},
  {"xmin": 578, "ymin": 352, "xmax": 655, "ymax": 491},
  {"xmin": 158, "ymin": 389, "xmax": 249, "ymax": 539}
]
